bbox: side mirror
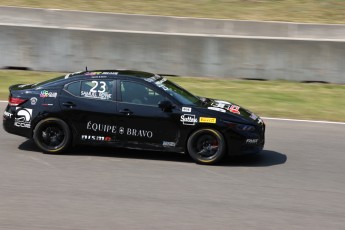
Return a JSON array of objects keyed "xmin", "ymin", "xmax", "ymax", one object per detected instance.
[{"xmin": 158, "ymin": 100, "xmax": 174, "ymax": 112}]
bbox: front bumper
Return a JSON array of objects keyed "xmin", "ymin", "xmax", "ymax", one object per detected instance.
[{"xmin": 224, "ymin": 122, "xmax": 265, "ymax": 156}]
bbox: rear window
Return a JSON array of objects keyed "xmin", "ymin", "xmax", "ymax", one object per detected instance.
[
  {"xmin": 34, "ymin": 76, "xmax": 66, "ymax": 87},
  {"xmin": 65, "ymin": 80, "xmax": 114, "ymax": 101},
  {"xmin": 65, "ymin": 81, "xmax": 81, "ymax": 96}
]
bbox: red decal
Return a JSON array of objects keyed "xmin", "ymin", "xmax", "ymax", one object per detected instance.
[
  {"xmin": 105, "ymin": 137, "xmax": 112, "ymax": 141},
  {"xmin": 228, "ymin": 105, "xmax": 240, "ymax": 114}
]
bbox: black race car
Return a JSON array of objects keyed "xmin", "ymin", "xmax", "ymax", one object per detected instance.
[{"xmin": 2, "ymin": 70, "xmax": 265, "ymax": 164}]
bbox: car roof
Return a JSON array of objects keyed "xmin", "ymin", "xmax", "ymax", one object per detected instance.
[
  {"xmin": 35, "ymin": 70, "xmax": 164, "ymax": 89},
  {"xmin": 64, "ymin": 70, "xmax": 159, "ymax": 79}
]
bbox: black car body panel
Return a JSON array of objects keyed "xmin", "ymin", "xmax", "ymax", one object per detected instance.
[{"xmin": 3, "ymin": 70, "xmax": 265, "ymax": 159}]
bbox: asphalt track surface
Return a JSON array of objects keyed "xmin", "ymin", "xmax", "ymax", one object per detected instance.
[{"xmin": 1, "ymin": 102, "xmax": 344, "ymax": 230}]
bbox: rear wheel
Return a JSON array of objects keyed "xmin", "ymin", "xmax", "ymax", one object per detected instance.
[
  {"xmin": 187, "ymin": 128, "xmax": 226, "ymax": 164},
  {"xmin": 33, "ymin": 118, "xmax": 71, "ymax": 153}
]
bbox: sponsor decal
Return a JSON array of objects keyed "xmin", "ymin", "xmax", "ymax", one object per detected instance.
[
  {"xmin": 81, "ymin": 135, "xmax": 112, "ymax": 141},
  {"xmin": 155, "ymin": 78, "xmax": 167, "ymax": 85},
  {"xmin": 250, "ymin": 113, "xmax": 258, "ymax": 120},
  {"xmin": 119, "ymin": 127, "xmax": 125, "ymax": 135},
  {"xmin": 118, "ymin": 127, "xmax": 153, "ymax": 138},
  {"xmin": 180, "ymin": 114, "xmax": 198, "ymax": 125},
  {"xmin": 124, "ymin": 128, "xmax": 153, "ymax": 138},
  {"xmin": 211, "ymin": 100, "xmax": 241, "ymax": 114},
  {"xmin": 145, "ymin": 75, "xmax": 161, "ymax": 83},
  {"xmin": 81, "ymin": 91, "xmax": 112, "ymax": 100},
  {"xmin": 199, "ymin": 117, "xmax": 217, "ymax": 124},
  {"xmin": 212, "ymin": 100, "xmax": 231, "ymax": 108},
  {"xmin": 81, "ymin": 80, "xmax": 112, "ymax": 100},
  {"xmin": 87, "ymin": 121, "xmax": 117, "ymax": 133},
  {"xmin": 14, "ymin": 107, "xmax": 32, "ymax": 128},
  {"xmin": 84, "ymin": 72, "xmax": 103, "ymax": 76},
  {"xmin": 40, "ymin": 90, "xmax": 57, "ymax": 98},
  {"xmin": 30, "ymin": 97, "xmax": 37, "ymax": 105},
  {"xmin": 83, "ymin": 72, "xmax": 117, "ymax": 77},
  {"xmin": 182, "ymin": 107, "xmax": 192, "ymax": 113},
  {"xmin": 246, "ymin": 139, "xmax": 259, "ymax": 144},
  {"xmin": 207, "ymin": 107, "xmax": 226, "ymax": 113},
  {"xmin": 163, "ymin": 141, "xmax": 176, "ymax": 147},
  {"xmin": 42, "ymin": 104, "xmax": 53, "ymax": 106},
  {"xmin": 86, "ymin": 123, "xmax": 153, "ymax": 139},
  {"xmin": 101, "ymin": 72, "xmax": 118, "ymax": 75},
  {"xmin": 215, "ymin": 100, "xmax": 231, "ymax": 105},
  {"xmin": 227, "ymin": 105, "xmax": 241, "ymax": 114},
  {"xmin": 154, "ymin": 78, "xmax": 169, "ymax": 91},
  {"xmin": 156, "ymin": 84, "xmax": 169, "ymax": 91},
  {"xmin": 3, "ymin": 111, "xmax": 13, "ymax": 118}
]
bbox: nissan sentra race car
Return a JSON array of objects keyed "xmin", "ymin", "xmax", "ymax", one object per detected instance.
[{"xmin": 3, "ymin": 70, "xmax": 265, "ymax": 164}]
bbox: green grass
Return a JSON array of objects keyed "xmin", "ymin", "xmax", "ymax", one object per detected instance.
[
  {"xmin": 1, "ymin": 70, "xmax": 344, "ymax": 122},
  {"xmin": 0, "ymin": 0, "xmax": 345, "ymax": 23}
]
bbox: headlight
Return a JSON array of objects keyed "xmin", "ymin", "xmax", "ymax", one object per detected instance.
[
  {"xmin": 236, "ymin": 124, "xmax": 256, "ymax": 132},
  {"xmin": 222, "ymin": 120, "xmax": 256, "ymax": 132}
]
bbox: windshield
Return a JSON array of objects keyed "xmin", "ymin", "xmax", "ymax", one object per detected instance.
[{"xmin": 154, "ymin": 78, "xmax": 202, "ymax": 105}]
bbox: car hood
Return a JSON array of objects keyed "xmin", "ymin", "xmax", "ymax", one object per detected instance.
[{"xmin": 196, "ymin": 98, "xmax": 263, "ymax": 124}]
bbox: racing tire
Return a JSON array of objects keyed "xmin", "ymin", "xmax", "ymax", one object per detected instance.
[
  {"xmin": 33, "ymin": 118, "xmax": 71, "ymax": 154},
  {"xmin": 187, "ymin": 128, "xmax": 226, "ymax": 165}
]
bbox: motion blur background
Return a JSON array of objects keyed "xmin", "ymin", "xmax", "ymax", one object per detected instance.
[
  {"xmin": 1, "ymin": 2, "xmax": 345, "ymax": 230},
  {"xmin": 0, "ymin": 0, "xmax": 344, "ymax": 120}
]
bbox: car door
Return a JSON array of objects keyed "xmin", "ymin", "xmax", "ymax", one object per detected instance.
[
  {"xmin": 59, "ymin": 79, "xmax": 118, "ymax": 143},
  {"xmin": 116, "ymin": 80, "xmax": 181, "ymax": 149}
]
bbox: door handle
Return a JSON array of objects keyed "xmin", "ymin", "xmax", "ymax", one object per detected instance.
[
  {"xmin": 62, "ymin": 102, "xmax": 76, "ymax": 108},
  {"xmin": 119, "ymin": 109, "xmax": 133, "ymax": 115}
]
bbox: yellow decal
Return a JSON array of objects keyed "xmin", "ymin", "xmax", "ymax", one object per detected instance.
[{"xmin": 199, "ymin": 117, "xmax": 216, "ymax": 123}]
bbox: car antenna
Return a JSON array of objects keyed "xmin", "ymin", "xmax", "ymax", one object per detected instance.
[{"xmin": 85, "ymin": 66, "xmax": 88, "ymax": 71}]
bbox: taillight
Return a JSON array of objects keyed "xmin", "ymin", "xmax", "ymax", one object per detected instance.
[{"xmin": 8, "ymin": 96, "xmax": 27, "ymax": 106}]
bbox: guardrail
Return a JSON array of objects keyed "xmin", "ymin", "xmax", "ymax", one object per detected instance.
[
  {"xmin": 1, "ymin": 6, "xmax": 345, "ymax": 39},
  {"xmin": 0, "ymin": 7, "xmax": 344, "ymax": 83}
]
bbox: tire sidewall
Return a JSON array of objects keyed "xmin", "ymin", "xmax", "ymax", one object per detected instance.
[{"xmin": 187, "ymin": 128, "xmax": 226, "ymax": 164}]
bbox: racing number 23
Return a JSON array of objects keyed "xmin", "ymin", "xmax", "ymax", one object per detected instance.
[{"xmin": 90, "ymin": 81, "xmax": 106, "ymax": 93}]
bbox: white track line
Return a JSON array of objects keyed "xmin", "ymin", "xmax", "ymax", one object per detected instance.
[
  {"xmin": 1, "ymin": 23, "xmax": 344, "ymax": 42},
  {"xmin": 0, "ymin": 100, "xmax": 343, "ymax": 125},
  {"xmin": 261, "ymin": 117, "xmax": 345, "ymax": 125}
]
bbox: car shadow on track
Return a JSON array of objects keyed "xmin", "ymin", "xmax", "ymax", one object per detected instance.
[
  {"xmin": 18, "ymin": 139, "xmax": 192, "ymax": 163},
  {"xmin": 220, "ymin": 150, "xmax": 287, "ymax": 167},
  {"xmin": 18, "ymin": 139, "xmax": 286, "ymax": 167}
]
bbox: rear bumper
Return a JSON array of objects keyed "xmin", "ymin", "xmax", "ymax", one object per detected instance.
[{"xmin": 3, "ymin": 109, "xmax": 32, "ymax": 138}]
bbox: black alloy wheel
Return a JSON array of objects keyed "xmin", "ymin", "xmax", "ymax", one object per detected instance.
[
  {"xmin": 33, "ymin": 118, "xmax": 71, "ymax": 153},
  {"xmin": 187, "ymin": 128, "xmax": 226, "ymax": 164}
]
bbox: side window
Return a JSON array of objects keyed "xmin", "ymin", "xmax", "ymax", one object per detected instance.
[
  {"xmin": 121, "ymin": 81, "xmax": 165, "ymax": 106},
  {"xmin": 80, "ymin": 80, "xmax": 114, "ymax": 100},
  {"xmin": 65, "ymin": 81, "xmax": 81, "ymax": 96}
]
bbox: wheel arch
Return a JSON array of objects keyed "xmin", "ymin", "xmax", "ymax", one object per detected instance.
[
  {"xmin": 184, "ymin": 124, "xmax": 228, "ymax": 152},
  {"xmin": 185, "ymin": 125, "xmax": 228, "ymax": 164},
  {"xmin": 31, "ymin": 114, "xmax": 77, "ymax": 145},
  {"xmin": 33, "ymin": 116, "xmax": 73, "ymax": 153}
]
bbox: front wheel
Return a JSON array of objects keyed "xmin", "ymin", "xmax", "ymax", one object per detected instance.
[
  {"xmin": 33, "ymin": 118, "xmax": 71, "ymax": 153},
  {"xmin": 187, "ymin": 128, "xmax": 226, "ymax": 165}
]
